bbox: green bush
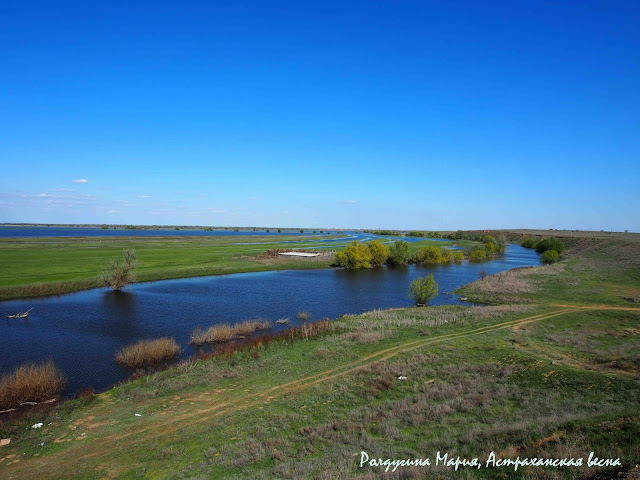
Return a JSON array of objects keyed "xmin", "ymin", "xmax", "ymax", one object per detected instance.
[
  {"xmin": 367, "ymin": 240, "xmax": 390, "ymax": 266},
  {"xmin": 521, "ymin": 238, "xmax": 537, "ymax": 249},
  {"xmin": 453, "ymin": 251, "xmax": 464, "ymax": 262},
  {"xmin": 405, "ymin": 231, "xmax": 425, "ymax": 237},
  {"xmin": 440, "ymin": 248, "xmax": 455, "ymax": 263},
  {"xmin": 535, "ymin": 237, "xmax": 566, "ymax": 254},
  {"xmin": 408, "ymin": 274, "xmax": 439, "ymax": 306},
  {"xmin": 541, "ymin": 249, "xmax": 559, "ymax": 263},
  {"xmin": 334, "ymin": 241, "xmax": 372, "ymax": 269},
  {"xmin": 387, "ymin": 240, "xmax": 410, "ymax": 265},
  {"xmin": 413, "ymin": 246, "xmax": 442, "ymax": 264},
  {"xmin": 469, "ymin": 249, "xmax": 487, "ymax": 262}
]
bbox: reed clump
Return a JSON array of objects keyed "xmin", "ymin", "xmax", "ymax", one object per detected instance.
[
  {"xmin": 115, "ymin": 338, "xmax": 181, "ymax": 368},
  {"xmin": 191, "ymin": 319, "xmax": 271, "ymax": 345},
  {"xmin": 0, "ymin": 360, "xmax": 66, "ymax": 409}
]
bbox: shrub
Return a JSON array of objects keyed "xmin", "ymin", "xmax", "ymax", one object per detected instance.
[
  {"xmin": 469, "ymin": 249, "xmax": 487, "ymax": 262},
  {"xmin": 453, "ymin": 251, "xmax": 464, "ymax": 262},
  {"xmin": 115, "ymin": 338, "xmax": 181, "ymax": 367},
  {"xmin": 521, "ymin": 238, "xmax": 537, "ymax": 249},
  {"xmin": 367, "ymin": 240, "xmax": 390, "ymax": 266},
  {"xmin": 535, "ymin": 237, "xmax": 566, "ymax": 254},
  {"xmin": 334, "ymin": 241, "xmax": 372, "ymax": 269},
  {"xmin": 439, "ymin": 248, "xmax": 455, "ymax": 263},
  {"xmin": 0, "ymin": 360, "xmax": 66, "ymax": 409},
  {"xmin": 387, "ymin": 240, "xmax": 410, "ymax": 265},
  {"xmin": 100, "ymin": 248, "xmax": 138, "ymax": 291},
  {"xmin": 405, "ymin": 231, "xmax": 425, "ymax": 237},
  {"xmin": 413, "ymin": 246, "xmax": 442, "ymax": 264},
  {"xmin": 408, "ymin": 274, "xmax": 439, "ymax": 306},
  {"xmin": 541, "ymin": 249, "xmax": 560, "ymax": 264}
]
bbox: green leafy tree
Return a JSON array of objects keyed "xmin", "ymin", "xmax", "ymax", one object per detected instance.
[
  {"xmin": 408, "ymin": 274, "xmax": 439, "ymax": 306},
  {"xmin": 387, "ymin": 240, "xmax": 410, "ymax": 265},
  {"xmin": 535, "ymin": 237, "xmax": 566, "ymax": 254},
  {"xmin": 334, "ymin": 241, "xmax": 373, "ymax": 269},
  {"xmin": 439, "ymin": 248, "xmax": 455, "ymax": 263},
  {"xmin": 468, "ymin": 249, "xmax": 487, "ymax": 262},
  {"xmin": 413, "ymin": 246, "xmax": 442, "ymax": 264},
  {"xmin": 541, "ymin": 249, "xmax": 559, "ymax": 263},
  {"xmin": 367, "ymin": 240, "xmax": 390, "ymax": 267},
  {"xmin": 521, "ymin": 238, "xmax": 537, "ymax": 249},
  {"xmin": 453, "ymin": 251, "xmax": 464, "ymax": 262}
]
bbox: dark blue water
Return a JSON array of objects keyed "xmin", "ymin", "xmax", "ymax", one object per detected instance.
[
  {"xmin": 0, "ymin": 226, "xmax": 335, "ymax": 238},
  {"xmin": 0, "ymin": 245, "xmax": 539, "ymax": 395}
]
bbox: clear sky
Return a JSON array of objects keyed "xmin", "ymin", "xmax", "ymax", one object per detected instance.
[{"xmin": 1, "ymin": 1, "xmax": 638, "ymax": 231}]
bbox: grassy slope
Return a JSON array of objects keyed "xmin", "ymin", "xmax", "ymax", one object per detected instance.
[
  {"xmin": 1, "ymin": 236, "xmax": 639, "ymax": 479},
  {"xmin": 0, "ymin": 235, "xmax": 450, "ymax": 301}
]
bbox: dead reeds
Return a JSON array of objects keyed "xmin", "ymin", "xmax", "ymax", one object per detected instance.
[
  {"xmin": 0, "ymin": 360, "xmax": 66, "ymax": 410},
  {"xmin": 191, "ymin": 319, "xmax": 271, "ymax": 346},
  {"xmin": 115, "ymin": 338, "xmax": 181, "ymax": 367}
]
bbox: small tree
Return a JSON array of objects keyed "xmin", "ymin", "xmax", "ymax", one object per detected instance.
[
  {"xmin": 479, "ymin": 268, "xmax": 488, "ymax": 280},
  {"xmin": 388, "ymin": 240, "xmax": 410, "ymax": 265},
  {"xmin": 541, "ymin": 249, "xmax": 559, "ymax": 264},
  {"xmin": 334, "ymin": 241, "xmax": 373, "ymax": 269},
  {"xmin": 409, "ymin": 274, "xmax": 439, "ymax": 306},
  {"xmin": 367, "ymin": 240, "xmax": 390, "ymax": 267},
  {"xmin": 535, "ymin": 237, "xmax": 566, "ymax": 254},
  {"xmin": 100, "ymin": 248, "xmax": 138, "ymax": 291},
  {"xmin": 413, "ymin": 246, "xmax": 442, "ymax": 264},
  {"xmin": 468, "ymin": 249, "xmax": 487, "ymax": 262}
]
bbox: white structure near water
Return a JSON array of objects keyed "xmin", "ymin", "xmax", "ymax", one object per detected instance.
[{"xmin": 278, "ymin": 252, "xmax": 320, "ymax": 257}]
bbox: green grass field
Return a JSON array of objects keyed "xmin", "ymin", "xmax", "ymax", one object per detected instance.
[
  {"xmin": 1, "ymin": 234, "xmax": 639, "ymax": 478},
  {"xmin": 0, "ymin": 235, "xmax": 452, "ymax": 301}
]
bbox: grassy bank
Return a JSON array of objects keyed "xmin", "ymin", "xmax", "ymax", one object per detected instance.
[
  {"xmin": 0, "ymin": 233, "xmax": 639, "ymax": 478},
  {"xmin": 0, "ymin": 235, "xmax": 454, "ymax": 301}
]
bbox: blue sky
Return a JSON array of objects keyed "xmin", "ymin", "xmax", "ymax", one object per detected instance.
[{"xmin": 1, "ymin": 1, "xmax": 638, "ymax": 230}]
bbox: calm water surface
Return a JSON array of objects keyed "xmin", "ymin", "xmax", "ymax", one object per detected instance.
[
  {"xmin": 0, "ymin": 244, "xmax": 539, "ymax": 395},
  {"xmin": 0, "ymin": 226, "xmax": 329, "ymax": 238}
]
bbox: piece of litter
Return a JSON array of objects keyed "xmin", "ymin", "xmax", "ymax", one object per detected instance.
[
  {"xmin": 398, "ymin": 376, "xmax": 407, "ymax": 380},
  {"xmin": 0, "ymin": 439, "xmax": 10, "ymax": 447},
  {"xmin": 40, "ymin": 442, "xmax": 45, "ymax": 447},
  {"xmin": 31, "ymin": 423, "xmax": 43, "ymax": 429},
  {"xmin": 135, "ymin": 413, "xmax": 142, "ymax": 417}
]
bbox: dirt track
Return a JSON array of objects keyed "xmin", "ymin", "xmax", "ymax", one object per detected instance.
[{"xmin": 5, "ymin": 307, "xmax": 605, "ymax": 478}]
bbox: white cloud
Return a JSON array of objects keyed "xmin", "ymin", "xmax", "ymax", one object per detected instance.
[
  {"xmin": 339, "ymin": 200, "xmax": 358, "ymax": 204},
  {"xmin": 72, "ymin": 179, "xmax": 89, "ymax": 184},
  {"xmin": 107, "ymin": 209, "xmax": 119, "ymax": 214},
  {"xmin": 196, "ymin": 193, "xmax": 208, "ymax": 197},
  {"xmin": 53, "ymin": 188, "xmax": 74, "ymax": 192},
  {"xmin": 136, "ymin": 195, "xmax": 153, "ymax": 199},
  {"xmin": 38, "ymin": 193, "xmax": 52, "ymax": 197}
]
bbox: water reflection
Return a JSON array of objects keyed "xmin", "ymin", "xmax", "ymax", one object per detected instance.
[{"xmin": 99, "ymin": 291, "xmax": 140, "ymax": 340}]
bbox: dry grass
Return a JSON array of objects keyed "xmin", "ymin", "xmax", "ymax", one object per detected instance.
[
  {"xmin": 115, "ymin": 338, "xmax": 181, "ymax": 367},
  {"xmin": 0, "ymin": 360, "xmax": 66, "ymax": 409},
  {"xmin": 232, "ymin": 319, "xmax": 271, "ymax": 336},
  {"xmin": 191, "ymin": 320, "xmax": 271, "ymax": 345}
]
